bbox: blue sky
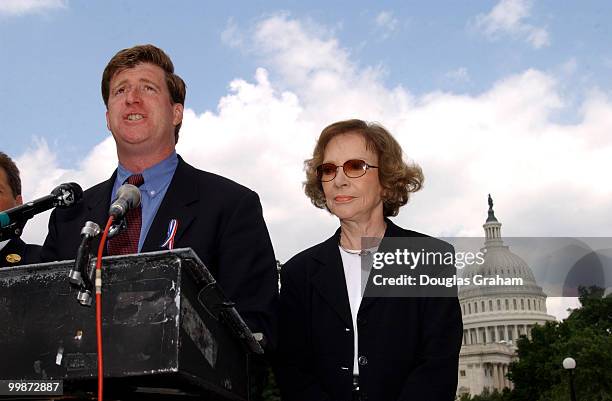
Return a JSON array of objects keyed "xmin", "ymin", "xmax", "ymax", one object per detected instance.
[
  {"xmin": 2, "ymin": 0, "xmax": 611, "ymax": 317},
  {"xmin": 3, "ymin": 1, "xmax": 611, "ymax": 161}
]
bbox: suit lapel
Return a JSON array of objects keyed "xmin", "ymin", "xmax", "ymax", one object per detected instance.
[
  {"xmin": 311, "ymin": 231, "xmax": 353, "ymax": 328},
  {"xmin": 1, "ymin": 238, "xmax": 26, "ymax": 267},
  {"xmin": 142, "ymin": 157, "xmax": 198, "ymax": 252},
  {"xmin": 88, "ymin": 176, "xmax": 114, "ymax": 225},
  {"xmin": 86, "ymin": 173, "xmax": 116, "ymax": 256}
]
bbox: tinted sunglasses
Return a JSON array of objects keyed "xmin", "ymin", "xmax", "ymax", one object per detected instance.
[{"xmin": 316, "ymin": 159, "xmax": 379, "ymax": 182}]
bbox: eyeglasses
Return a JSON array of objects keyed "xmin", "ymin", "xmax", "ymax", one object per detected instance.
[{"xmin": 316, "ymin": 159, "xmax": 379, "ymax": 182}]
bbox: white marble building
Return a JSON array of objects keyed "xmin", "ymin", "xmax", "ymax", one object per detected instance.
[{"xmin": 456, "ymin": 196, "xmax": 556, "ymax": 397}]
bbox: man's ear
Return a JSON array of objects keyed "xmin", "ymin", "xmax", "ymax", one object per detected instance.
[
  {"xmin": 173, "ymin": 103, "xmax": 184, "ymax": 126},
  {"xmin": 15, "ymin": 194, "xmax": 23, "ymax": 206}
]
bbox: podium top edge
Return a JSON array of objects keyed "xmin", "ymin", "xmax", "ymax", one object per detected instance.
[{"xmin": 0, "ymin": 247, "xmax": 203, "ymax": 271}]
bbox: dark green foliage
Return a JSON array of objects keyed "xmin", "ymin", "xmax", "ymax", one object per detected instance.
[
  {"xmin": 460, "ymin": 387, "xmax": 512, "ymax": 401},
  {"xmin": 262, "ymin": 367, "xmax": 281, "ymax": 401},
  {"xmin": 507, "ymin": 286, "xmax": 612, "ymax": 401},
  {"xmin": 463, "ymin": 287, "xmax": 611, "ymax": 401}
]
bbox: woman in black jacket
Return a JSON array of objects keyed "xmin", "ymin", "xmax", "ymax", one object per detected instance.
[{"xmin": 276, "ymin": 119, "xmax": 462, "ymax": 401}]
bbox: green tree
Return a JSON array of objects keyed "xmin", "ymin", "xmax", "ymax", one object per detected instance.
[
  {"xmin": 507, "ymin": 287, "xmax": 612, "ymax": 401},
  {"xmin": 262, "ymin": 367, "xmax": 281, "ymax": 401},
  {"xmin": 459, "ymin": 388, "xmax": 512, "ymax": 401}
]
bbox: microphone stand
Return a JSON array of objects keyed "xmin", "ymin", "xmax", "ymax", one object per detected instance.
[
  {"xmin": 68, "ymin": 221, "xmax": 101, "ymax": 306},
  {"xmin": 0, "ymin": 220, "xmax": 26, "ymax": 242}
]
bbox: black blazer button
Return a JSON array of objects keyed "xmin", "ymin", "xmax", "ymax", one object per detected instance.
[{"xmin": 358, "ymin": 356, "xmax": 368, "ymax": 366}]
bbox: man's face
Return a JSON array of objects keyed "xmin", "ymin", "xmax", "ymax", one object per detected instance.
[
  {"xmin": 0, "ymin": 168, "xmax": 21, "ymax": 212},
  {"xmin": 105, "ymin": 62, "xmax": 183, "ymax": 157}
]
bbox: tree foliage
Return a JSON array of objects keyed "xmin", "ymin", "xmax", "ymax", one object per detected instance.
[
  {"xmin": 461, "ymin": 287, "xmax": 611, "ymax": 401},
  {"xmin": 507, "ymin": 287, "xmax": 612, "ymax": 401}
]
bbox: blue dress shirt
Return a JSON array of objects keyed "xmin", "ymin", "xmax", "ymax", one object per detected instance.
[{"xmin": 111, "ymin": 151, "xmax": 178, "ymax": 252}]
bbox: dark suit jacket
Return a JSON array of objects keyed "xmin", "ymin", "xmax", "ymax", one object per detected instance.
[
  {"xmin": 276, "ymin": 219, "xmax": 463, "ymax": 401},
  {"xmin": 0, "ymin": 238, "xmax": 42, "ymax": 268},
  {"xmin": 41, "ymin": 156, "xmax": 278, "ymax": 347}
]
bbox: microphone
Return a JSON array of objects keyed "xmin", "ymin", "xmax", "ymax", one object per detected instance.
[
  {"xmin": 109, "ymin": 184, "xmax": 141, "ymax": 219},
  {"xmin": 69, "ymin": 221, "xmax": 101, "ymax": 286},
  {"xmin": 0, "ymin": 182, "xmax": 83, "ymax": 228}
]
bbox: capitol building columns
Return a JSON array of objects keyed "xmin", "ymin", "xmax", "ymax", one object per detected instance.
[
  {"xmin": 456, "ymin": 196, "xmax": 556, "ymax": 398},
  {"xmin": 484, "ymin": 363, "xmax": 511, "ymax": 392},
  {"xmin": 495, "ymin": 364, "xmax": 503, "ymax": 389}
]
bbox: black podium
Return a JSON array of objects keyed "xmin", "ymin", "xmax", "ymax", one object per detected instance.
[{"xmin": 0, "ymin": 249, "xmax": 261, "ymax": 400}]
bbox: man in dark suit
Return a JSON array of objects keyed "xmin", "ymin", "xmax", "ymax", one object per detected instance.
[
  {"xmin": 0, "ymin": 152, "xmax": 42, "ymax": 267},
  {"xmin": 40, "ymin": 45, "xmax": 278, "ymax": 349}
]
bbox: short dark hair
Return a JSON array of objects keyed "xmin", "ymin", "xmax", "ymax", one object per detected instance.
[
  {"xmin": 304, "ymin": 119, "xmax": 424, "ymax": 217},
  {"xmin": 101, "ymin": 44, "xmax": 186, "ymax": 143},
  {"xmin": 0, "ymin": 152, "xmax": 21, "ymax": 197}
]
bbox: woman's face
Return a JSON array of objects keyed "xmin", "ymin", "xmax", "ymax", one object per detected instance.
[{"xmin": 322, "ymin": 132, "xmax": 384, "ymax": 225}]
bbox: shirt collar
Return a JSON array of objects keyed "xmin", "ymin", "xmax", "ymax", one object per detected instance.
[{"xmin": 116, "ymin": 151, "xmax": 178, "ymax": 197}]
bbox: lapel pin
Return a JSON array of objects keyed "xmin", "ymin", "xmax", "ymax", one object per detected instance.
[
  {"xmin": 161, "ymin": 219, "xmax": 179, "ymax": 250},
  {"xmin": 6, "ymin": 254, "xmax": 21, "ymax": 264}
]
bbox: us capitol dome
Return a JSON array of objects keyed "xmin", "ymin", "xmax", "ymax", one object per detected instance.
[{"xmin": 456, "ymin": 195, "xmax": 555, "ymax": 397}]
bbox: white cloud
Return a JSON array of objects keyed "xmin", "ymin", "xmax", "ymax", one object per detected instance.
[
  {"xmin": 526, "ymin": 26, "xmax": 549, "ymax": 48},
  {"xmin": 472, "ymin": 0, "xmax": 550, "ymax": 49},
  {"xmin": 443, "ymin": 67, "xmax": 471, "ymax": 84},
  {"xmin": 0, "ymin": 0, "xmax": 67, "ymax": 16},
  {"xmin": 16, "ymin": 14, "xmax": 611, "ymax": 320},
  {"xmin": 546, "ymin": 297, "xmax": 581, "ymax": 321},
  {"xmin": 559, "ymin": 58, "xmax": 578, "ymax": 76},
  {"xmin": 221, "ymin": 17, "xmax": 243, "ymax": 49},
  {"xmin": 374, "ymin": 11, "xmax": 398, "ymax": 39}
]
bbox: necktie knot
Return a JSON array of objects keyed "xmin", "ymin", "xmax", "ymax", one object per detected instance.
[{"xmin": 127, "ymin": 174, "xmax": 144, "ymax": 187}]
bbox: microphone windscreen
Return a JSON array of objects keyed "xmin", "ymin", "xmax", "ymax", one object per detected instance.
[
  {"xmin": 52, "ymin": 182, "xmax": 83, "ymax": 207},
  {"xmin": 109, "ymin": 184, "xmax": 142, "ymax": 219},
  {"xmin": 117, "ymin": 184, "xmax": 141, "ymax": 209}
]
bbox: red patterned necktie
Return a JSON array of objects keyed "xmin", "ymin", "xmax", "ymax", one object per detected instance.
[{"xmin": 107, "ymin": 174, "xmax": 144, "ymax": 255}]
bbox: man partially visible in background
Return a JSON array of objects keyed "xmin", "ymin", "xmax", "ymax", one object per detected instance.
[{"xmin": 0, "ymin": 152, "xmax": 42, "ymax": 267}]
